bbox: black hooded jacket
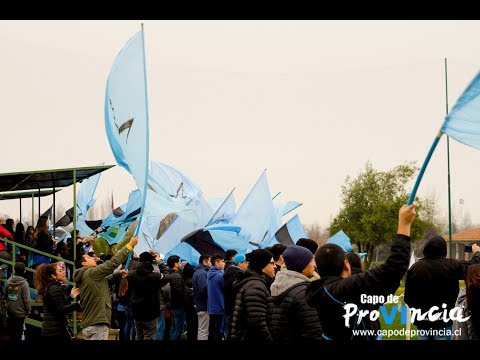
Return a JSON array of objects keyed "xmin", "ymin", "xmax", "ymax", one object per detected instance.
[
  {"xmin": 127, "ymin": 261, "xmax": 169, "ymax": 321},
  {"xmin": 306, "ymin": 234, "xmax": 411, "ymax": 341},
  {"xmin": 405, "ymin": 236, "xmax": 480, "ymax": 330}
]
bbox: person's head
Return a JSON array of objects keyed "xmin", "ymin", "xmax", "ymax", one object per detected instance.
[
  {"xmin": 346, "ymin": 252, "xmax": 363, "ymax": 273},
  {"xmin": 35, "ymin": 262, "xmax": 66, "ymax": 298},
  {"xmin": 423, "ymin": 236, "xmax": 447, "ymax": 258},
  {"xmin": 167, "ymin": 255, "xmax": 181, "ymax": 270},
  {"xmin": 234, "ymin": 254, "xmax": 249, "ymax": 271},
  {"xmin": 248, "ymin": 249, "xmax": 275, "ymax": 278},
  {"xmin": 15, "ymin": 222, "xmax": 25, "ymax": 234},
  {"xmin": 296, "ymin": 238, "xmax": 319, "ymax": 255},
  {"xmin": 5, "ymin": 218, "xmax": 14, "ymax": 231},
  {"xmin": 14, "ymin": 262, "xmax": 26, "ymax": 275},
  {"xmin": 211, "ymin": 253, "xmax": 225, "ymax": 270},
  {"xmin": 34, "ymin": 215, "xmax": 49, "ymax": 237},
  {"xmin": 75, "ymin": 253, "xmax": 98, "ymax": 268},
  {"xmin": 56, "ymin": 242, "xmax": 68, "ymax": 258},
  {"xmin": 466, "ymin": 264, "xmax": 480, "ymax": 311},
  {"xmin": 282, "ymin": 245, "xmax": 316, "ymax": 278},
  {"xmin": 271, "ymin": 244, "xmax": 287, "ymax": 264},
  {"xmin": 225, "ymin": 249, "xmax": 238, "ymax": 262},
  {"xmin": 139, "ymin": 251, "xmax": 155, "ymax": 263},
  {"xmin": 149, "ymin": 249, "xmax": 162, "ymax": 264},
  {"xmin": 199, "ymin": 254, "xmax": 212, "ymax": 267},
  {"xmin": 26, "ymin": 225, "xmax": 34, "ymax": 235},
  {"xmin": 316, "ymin": 243, "xmax": 350, "ymax": 278},
  {"xmin": 182, "ymin": 263, "xmax": 195, "ymax": 279}
]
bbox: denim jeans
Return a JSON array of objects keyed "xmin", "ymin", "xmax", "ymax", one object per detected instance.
[
  {"xmin": 170, "ymin": 308, "xmax": 186, "ymax": 340},
  {"xmin": 155, "ymin": 309, "xmax": 166, "ymax": 340},
  {"xmin": 124, "ymin": 306, "xmax": 136, "ymax": 341}
]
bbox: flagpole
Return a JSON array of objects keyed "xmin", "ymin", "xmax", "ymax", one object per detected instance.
[
  {"xmin": 125, "ymin": 23, "xmax": 150, "ymax": 269},
  {"xmin": 445, "ymin": 58, "xmax": 453, "ymax": 258},
  {"xmin": 205, "ymin": 187, "xmax": 236, "ymax": 226},
  {"xmin": 407, "ymin": 133, "xmax": 443, "ymax": 205},
  {"xmin": 283, "ymin": 202, "xmax": 303, "ymax": 217}
]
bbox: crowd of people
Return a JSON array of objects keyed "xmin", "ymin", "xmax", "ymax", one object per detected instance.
[{"xmin": 1, "ymin": 203, "xmax": 480, "ymax": 341}]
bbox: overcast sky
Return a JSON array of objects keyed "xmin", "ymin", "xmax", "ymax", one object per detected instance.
[{"xmin": 1, "ymin": 20, "xmax": 480, "ymax": 229}]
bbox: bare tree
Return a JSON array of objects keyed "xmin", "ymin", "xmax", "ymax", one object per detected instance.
[{"xmin": 304, "ymin": 222, "xmax": 329, "ymax": 247}]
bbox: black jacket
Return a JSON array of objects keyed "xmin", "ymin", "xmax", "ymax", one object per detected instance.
[
  {"xmin": 231, "ymin": 268, "xmax": 272, "ymax": 342},
  {"xmin": 42, "ymin": 281, "xmax": 80, "ymax": 338},
  {"xmin": 167, "ymin": 268, "xmax": 185, "ymax": 309},
  {"xmin": 223, "ymin": 265, "xmax": 242, "ymax": 317},
  {"xmin": 405, "ymin": 236, "xmax": 480, "ymax": 329},
  {"xmin": 270, "ymin": 270, "xmax": 323, "ymax": 342},
  {"xmin": 127, "ymin": 261, "xmax": 169, "ymax": 321},
  {"xmin": 306, "ymin": 234, "xmax": 411, "ymax": 341}
]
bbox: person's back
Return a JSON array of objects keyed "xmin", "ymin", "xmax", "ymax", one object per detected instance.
[
  {"xmin": 72, "ymin": 236, "xmax": 137, "ymax": 340},
  {"xmin": 127, "ymin": 251, "xmax": 168, "ymax": 340},
  {"xmin": 6, "ymin": 262, "xmax": 30, "ymax": 340},
  {"xmin": 464, "ymin": 263, "xmax": 480, "ymax": 339},
  {"xmin": 306, "ymin": 204, "xmax": 416, "ymax": 341},
  {"xmin": 270, "ymin": 246, "xmax": 322, "ymax": 342},
  {"xmin": 405, "ymin": 236, "xmax": 480, "ymax": 332},
  {"xmin": 231, "ymin": 249, "xmax": 275, "ymax": 343}
]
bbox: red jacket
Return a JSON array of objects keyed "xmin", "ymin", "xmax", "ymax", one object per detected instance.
[{"xmin": 0, "ymin": 225, "xmax": 13, "ymax": 251}]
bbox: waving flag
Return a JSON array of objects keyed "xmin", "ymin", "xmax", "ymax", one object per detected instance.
[
  {"xmin": 77, "ymin": 163, "xmax": 103, "ymax": 216},
  {"xmin": 327, "ymin": 230, "xmax": 353, "ymax": 252},
  {"xmin": 262, "ymin": 214, "xmax": 307, "ymax": 248},
  {"xmin": 232, "ymin": 170, "xmax": 278, "ymax": 251},
  {"xmin": 206, "ymin": 188, "xmax": 236, "ymax": 226},
  {"xmin": 104, "ymin": 26, "xmax": 150, "ymax": 260},
  {"xmin": 408, "ymin": 72, "xmax": 480, "ymax": 204}
]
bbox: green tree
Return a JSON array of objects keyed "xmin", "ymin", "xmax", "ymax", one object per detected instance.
[{"xmin": 329, "ymin": 161, "xmax": 433, "ymax": 269}]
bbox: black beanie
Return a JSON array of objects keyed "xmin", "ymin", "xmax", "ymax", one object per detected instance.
[
  {"xmin": 296, "ymin": 238, "xmax": 319, "ymax": 255},
  {"xmin": 282, "ymin": 245, "xmax": 313, "ymax": 273},
  {"xmin": 248, "ymin": 249, "xmax": 273, "ymax": 275},
  {"xmin": 139, "ymin": 251, "xmax": 155, "ymax": 263}
]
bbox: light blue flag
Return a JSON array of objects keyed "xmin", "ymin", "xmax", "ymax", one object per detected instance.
[
  {"xmin": 273, "ymin": 200, "xmax": 303, "ymax": 226},
  {"xmin": 149, "ymin": 161, "xmax": 203, "ymax": 205},
  {"xmin": 409, "ymin": 72, "xmax": 480, "ymax": 205},
  {"xmin": 206, "ymin": 188, "xmax": 236, "ymax": 226},
  {"xmin": 327, "ymin": 230, "xmax": 353, "ymax": 252},
  {"xmin": 104, "ymin": 27, "xmax": 150, "ymax": 243},
  {"xmin": 233, "ymin": 171, "xmax": 277, "ymax": 251},
  {"xmin": 164, "ymin": 242, "xmax": 201, "ymax": 266},
  {"xmin": 76, "ymin": 216, "xmax": 97, "ymax": 237},
  {"xmin": 98, "ymin": 221, "xmax": 133, "ymax": 246},
  {"xmin": 262, "ymin": 214, "xmax": 307, "ymax": 248},
  {"xmin": 153, "ymin": 214, "xmax": 197, "ymax": 255},
  {"xmin": 441, "ymin": 72, "xmax": 480, "ymax": 149},
  {"xmin": 209, "ymin": 227, "xmax": 249, "ymax": 255},
  {"xmin": 101, "ymin": 189, "xmax": 142, "ymax": 228},
  {"xmin": 77, "ymin": 163, "xmax": 104, "ymax": 216}
]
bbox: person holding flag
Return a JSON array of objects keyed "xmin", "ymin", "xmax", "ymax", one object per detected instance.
[{"xmin": 73, "ymin": 236, "xmax": 138, "ymax": 340}]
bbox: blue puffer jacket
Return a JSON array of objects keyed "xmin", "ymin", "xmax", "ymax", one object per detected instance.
[{"xmin": 207, "ymin": 266, "xmax": 224, "ymax": 315}]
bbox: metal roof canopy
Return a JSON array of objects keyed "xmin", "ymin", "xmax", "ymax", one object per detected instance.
[
  {"xmin": 0, "ymin": 165, "xmax": 115, "ymax": 192},
  {"xmin": 0, "ymin": 188, "xmax": 61, "ymax": 201}
]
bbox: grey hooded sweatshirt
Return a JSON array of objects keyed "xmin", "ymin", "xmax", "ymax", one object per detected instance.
[{"xmin": 6, "ymin": 275, "xmax": 31, "ymax": 317}]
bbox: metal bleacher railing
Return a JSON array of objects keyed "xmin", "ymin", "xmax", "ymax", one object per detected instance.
[{"xmin": 0, "ymin": 236, "xmax": 78, "ymax": 334}]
